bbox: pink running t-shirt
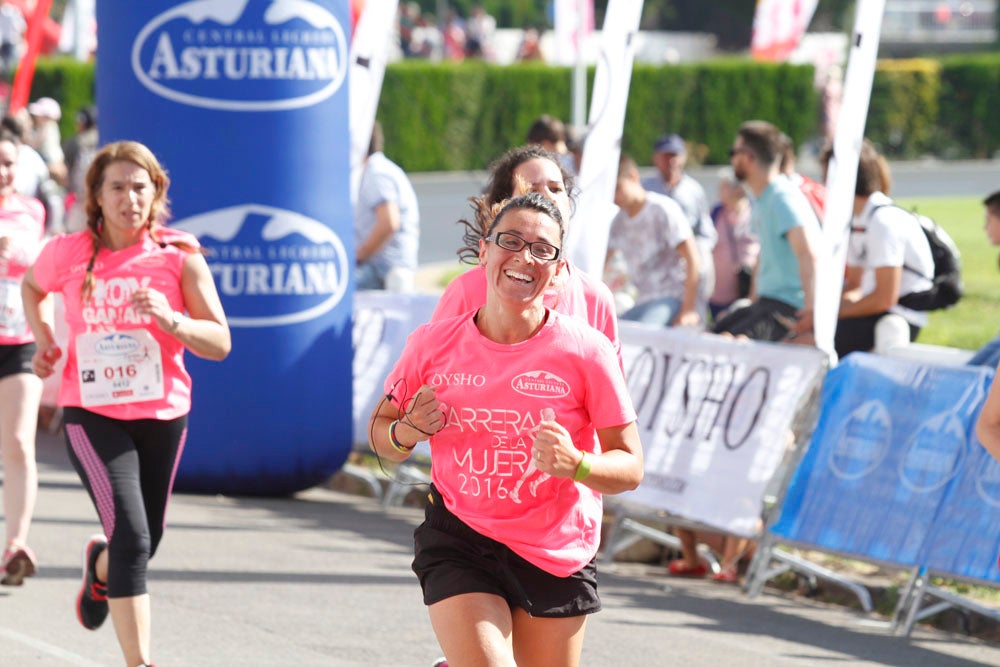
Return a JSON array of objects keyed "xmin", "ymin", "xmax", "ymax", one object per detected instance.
[
  {"xmin": 31, "ymin": 228, "xmax": 198, "ymax": 420},
  {"xmin": 0, "ymin": 193, "xmax": 45, "ymax": 345},
  {"xmin": 432, "ymin": 263, "xmax": 622, "ymax": 366},
  {"xmin": 385, "ymin": 309, "xmax": 636, "ymax": 577}
]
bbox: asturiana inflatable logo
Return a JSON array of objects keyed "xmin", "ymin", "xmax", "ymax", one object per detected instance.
[
  {"xmin": 172, "ymin": 204, "xmax": 349, "ymax": 327},
  {"xmin": 132, "ymin": 0, "xmax": 348, "ymax": 111}
]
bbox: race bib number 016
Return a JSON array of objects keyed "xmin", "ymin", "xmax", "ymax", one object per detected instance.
[{"xmin": 75, "ymin": 329, "xmax": 165, "ymax": 407}]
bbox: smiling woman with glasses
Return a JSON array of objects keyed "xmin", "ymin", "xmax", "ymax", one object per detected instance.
[
  {"xmin": 432, "ymin": 144, "xmax": 621, "ymax": 367},
  {"xmin": 370, "ymin": 190, "xmax": 643, "ymax": 667}
]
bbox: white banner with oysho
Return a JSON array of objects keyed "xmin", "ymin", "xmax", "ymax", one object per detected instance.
[{"xmin": 614, "ymin": 321, "xmax": 827, "ymax": 537}]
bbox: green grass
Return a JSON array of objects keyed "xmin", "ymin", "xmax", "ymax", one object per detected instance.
[{"xmin": 886, "ymin": 196, "xmax": 995, "ymax": 350}]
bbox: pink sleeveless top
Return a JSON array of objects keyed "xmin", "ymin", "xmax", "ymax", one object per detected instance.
[{"xmin": 31, "ymin": 228, "xmax": 199, "ymax": 420}]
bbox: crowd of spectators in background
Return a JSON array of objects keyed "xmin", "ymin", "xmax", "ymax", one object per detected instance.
[
  {"xmin": 0, "ymin": 95, "xmax": 98, "ymax": 238},
  {"xmin": 397, "ymin": 2, "xmax": 551, "ymax": 63}
]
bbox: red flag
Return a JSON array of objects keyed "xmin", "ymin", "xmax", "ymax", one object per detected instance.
[
  {"xmin": 351, "ymin": 0, "xmax": 366, "ymax": 37},
  {"xmin": 9, "ymin": 0, "xmax": 55, "ymax": 114},
  {"xmin": 751, "ymin": 0, "xmax": 818, "ymax": 62}
]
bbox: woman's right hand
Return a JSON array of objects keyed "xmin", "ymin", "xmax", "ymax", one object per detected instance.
[
  {"xmin": 32, "ymin": 344, "xmax": 62, "ymax": 379},
  {"xmin": 403, "ymin": 384, "xmax": 446, "ymax": 437}
]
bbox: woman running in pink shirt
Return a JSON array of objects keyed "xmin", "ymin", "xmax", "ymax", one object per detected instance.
[
  {"xmin": 0, "ymin": 130, "xmax": 46, "ymax": 587},
  {"xmin": 21, "ymin": 141, "xmax": 230, "ymax": 667},
  {"xmin": 370, "ymin": 192, "xmax": 643, "ymax": 667}
]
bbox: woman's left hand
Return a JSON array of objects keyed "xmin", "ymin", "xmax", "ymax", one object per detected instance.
[
  {"xmin": 531, "ymin": 420, "xmax": 582, "ymax": 478},
  {"xmin": 131, "ymin": 287, "xmax": 177, "ymax": 333}
]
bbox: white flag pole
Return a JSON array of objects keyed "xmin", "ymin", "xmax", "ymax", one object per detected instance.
[
  {"xmin": 564, "ymin": 0, "xmax": 643, "ymax": 277},
  {"xmin": 349, "ymin": 0, "xmax": 400, "ymax": 205},
  {"xmin": 812, "ymin": 0, "xmax": 886, "ymax": 357}
]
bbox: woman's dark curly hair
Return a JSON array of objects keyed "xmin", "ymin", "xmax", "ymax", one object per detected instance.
[{"xmin": 456, "ymin": 145, "xmax": 576, "ymax": 264}]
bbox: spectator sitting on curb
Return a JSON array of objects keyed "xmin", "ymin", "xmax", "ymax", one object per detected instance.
[
  {"xmin": 712, "ymin": 120, "xmax": 820, "ymax": 345},
  {"xmin": 608, "ymin": 152, "xmax": 701, "ymax": 328},
  {"xmin": 821, "ymin": 140, "xmax": 933, "ymax": 359},
  {"xmin": 708, "ymin": 168, "xmax": 758, "ymax": 322}
]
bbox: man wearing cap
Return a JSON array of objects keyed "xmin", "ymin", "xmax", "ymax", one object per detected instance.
[{"xmin": 642, "ymin": 133, "xmax": 716, "ymax": 319}]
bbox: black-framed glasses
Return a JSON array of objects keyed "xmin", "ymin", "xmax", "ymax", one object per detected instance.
[
  {"xmin": 729, "ymin": 146, "xmax": 748, "ymax": 157},
  {"xmin": 486, "ymin": 231, "xmax": 561, "ymax": 262}
]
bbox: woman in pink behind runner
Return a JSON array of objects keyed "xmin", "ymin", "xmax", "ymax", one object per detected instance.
[
  {"xmin": 21, "ymin": 140, "xmax": 230, "ymax": 667},
  {"xmin": 370, "ymin": 192, "xmax": 643, "ymax": 667},
  {"xmin": 0, "ymin": 129, "xmax": 46, "ymax": 588}
]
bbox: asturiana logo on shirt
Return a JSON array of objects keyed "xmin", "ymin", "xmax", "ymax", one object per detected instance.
[
  {"xmin": 172, "ymin": 204, "xmax": 349, "ymax": 328},
  {"xmin": 511, "ymin": 371, "xmax": 570, "ymax": 398},
  {"xmin": 131, "ymin": 0, "xmax": 349, "ymax": 111},
  {"xmin": 95, "ymin": 333, "xmax": 143, "ymax": 356}
]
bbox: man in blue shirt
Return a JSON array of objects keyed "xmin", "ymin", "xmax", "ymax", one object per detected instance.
[{"xmin": 712, "ymin": 120, "xmax": 820, "ymax": 342}]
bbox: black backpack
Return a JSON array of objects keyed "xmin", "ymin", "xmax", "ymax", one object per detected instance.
[{"xmin": 869, "ymin": 205, "xmax": 963, "ymax": 311}]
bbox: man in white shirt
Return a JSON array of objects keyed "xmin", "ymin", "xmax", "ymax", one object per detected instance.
[
  {"xmin": 608, "ymin": 153, "xmax": 700, "ymax": 327},
  {"xmin": 822, "ymin": 140, "xmax": 934, "ymax": 357}
]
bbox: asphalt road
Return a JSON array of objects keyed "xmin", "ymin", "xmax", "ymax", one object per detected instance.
[
  {"xmin": 411, "ymin": 159, "xmax": 1000, "ymax": 266},
  {"xmin": 3, "ymin": 430, "xmax": 1000, "ymax": 665}
]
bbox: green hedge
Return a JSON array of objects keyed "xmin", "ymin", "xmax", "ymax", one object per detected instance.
[
  {"xmin": 21, "ymin": 52, "xmax": 1000, "ymax": 169},
  {"xmin": 377, "ymin": 59, "xmax": 818, "ymax": 170},
  {"xmin": 937, "ymin": 53, "xmax": 1000, "ymax": 159},
  {"xmin": 868, "ymin": 59, "xmax": 941, "ymax": 159},
  {"xmin": 377, "ymin": 61, "xmax": 575, "ymax": 171},
  {"xmin": 623, "ymin": 60, "xmax": 817, "ymax": 165}
]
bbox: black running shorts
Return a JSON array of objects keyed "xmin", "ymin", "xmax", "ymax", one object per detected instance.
[
  {"xmin": 412, "ymin": 486, "xmax": 601, "ymax": 618},
  {"xmin": 0, "ymin": 342, "xmax": 36, "ymax": 380}
]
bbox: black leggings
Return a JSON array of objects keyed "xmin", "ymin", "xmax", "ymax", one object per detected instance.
[{"xmin": 62, "ymin": 407, "xmax": 188, "ymax": 598}]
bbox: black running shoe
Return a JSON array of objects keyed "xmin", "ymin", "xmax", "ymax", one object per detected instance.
[{"xmin": 76, "ymin": 534, "xmax": 109, "ymax": 630}]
